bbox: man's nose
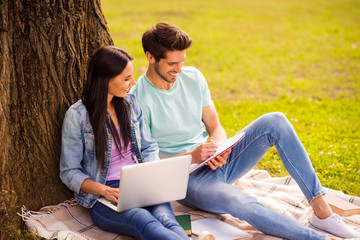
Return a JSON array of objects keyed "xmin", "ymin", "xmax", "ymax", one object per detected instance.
[{"xmin": 175, "ymin": 63, "xmax": 182, "ymax": 73}]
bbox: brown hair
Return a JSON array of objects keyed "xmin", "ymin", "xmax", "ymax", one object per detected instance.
[
  {"xmin": 142, "ymin": 22, "xmax": 193, "ymax": 61},
  {"xmin": 82, "ymin": 46, "xmax": 133, "ymax": 167}
]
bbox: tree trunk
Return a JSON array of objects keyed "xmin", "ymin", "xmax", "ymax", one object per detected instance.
[{"xmin": 0, "ymin": 0, "xmax": 113, "ymax": 238}]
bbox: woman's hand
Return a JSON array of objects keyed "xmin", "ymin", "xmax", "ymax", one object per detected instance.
[
  {"xmin": 81, "ymin": 178, "xmax": 119, "ymax": 203},
  {"xmin": 191, "ymin": 140, "xmax": 218, "ymax": 164},
  {"xmin": 101, "ymin": 185, "xmax": 119, "ymax": 203}
]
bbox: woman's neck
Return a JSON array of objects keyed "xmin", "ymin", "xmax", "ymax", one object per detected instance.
[{"xmin": 107, "ymin": 104, "xmax": 119, "ymax": 127}]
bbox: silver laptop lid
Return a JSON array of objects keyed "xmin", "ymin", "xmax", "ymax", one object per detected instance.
[{"xmin": 117, "ymin": 155, "xmax": 192, "ymax": 212}]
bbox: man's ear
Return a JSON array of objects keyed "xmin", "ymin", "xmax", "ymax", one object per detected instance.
[{"xmin": 145, "ymin": 51, "xmax": 156, "ymax": 64}]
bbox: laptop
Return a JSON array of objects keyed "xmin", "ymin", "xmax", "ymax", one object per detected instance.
[{"xmin": 97, "ymin": 155, "xmax": 192, "ymax": 212}]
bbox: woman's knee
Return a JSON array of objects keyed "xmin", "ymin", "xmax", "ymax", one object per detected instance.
[
  {"xmin": 143, "ymin": 220, "xmax": 183, "ymax": 240},
  {"xmin": 152, "ymin": 209, "xmax": 177, "ymax": 227}
]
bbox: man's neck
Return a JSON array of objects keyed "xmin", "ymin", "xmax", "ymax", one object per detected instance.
[{"xmin": 145, "ymin": 67, "xmax": 174, "ymax": 91}]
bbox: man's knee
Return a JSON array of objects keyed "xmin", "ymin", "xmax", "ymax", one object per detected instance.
[
  {"xmin": 263, "ymin": 112, "xmax": 288, "ymax": 125},
  {"xmin": 261, "ymin": 112, "xmax": 294, "ymax": 135}
]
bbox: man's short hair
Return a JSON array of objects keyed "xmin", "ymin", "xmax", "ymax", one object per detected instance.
[{"xmin": 142, "ymin": 22, "xmax": 193, "ymax": 61}]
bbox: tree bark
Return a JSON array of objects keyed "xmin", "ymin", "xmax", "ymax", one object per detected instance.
[{"xmin": 0, "ymin": 0, "xmax": 113, "ymax": 237}]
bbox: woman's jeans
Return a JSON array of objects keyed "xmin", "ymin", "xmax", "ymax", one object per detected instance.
[
  {"xmin": 179, "ymin": 112, "xmax": 327, "ymax": 240},
  {"xmin": 90, "ymin": 180, "xmax": 188, "ymax": 240}
]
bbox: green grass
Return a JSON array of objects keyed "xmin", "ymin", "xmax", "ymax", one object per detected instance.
[
  {"xmin": 101, "ymin": 0, "xmax": 360, "ymax": 196},
  {"xmin": 217, "ymin": 98, "xmax": 360, "ymax": 194}
]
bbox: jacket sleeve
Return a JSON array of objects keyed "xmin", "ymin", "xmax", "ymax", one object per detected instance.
[
  {"xmin": 129, "ymin": 94, "xmax": 160, "ymax": 162},
  {"xmin": 59, "ymin": 107, "xmax": 90, "ymax": 194}
]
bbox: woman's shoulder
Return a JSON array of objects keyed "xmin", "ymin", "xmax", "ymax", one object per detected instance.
[
  {"xmin": 64, "ymin": 100, "xmax": 88, "ymax": 119},
  {"xmin": 67, "ymin": 100, "xmax": 86, "ymax": 111},
  {"xmin": 125, "ymin": 93, "xmax": 136, "ymax": 101},
  {"xmin": 125, "ymin": 93, "xmax": 142, "ymax": 118},
  {"xmin": 62, "ymin": 100, "xmax": 91, "ymax": 131},
  {"xmin": 125, "ymin": 93, "xmax": 139, "ymax": 107}
]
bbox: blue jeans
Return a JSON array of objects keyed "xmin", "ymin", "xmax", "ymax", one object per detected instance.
[
  {"xmin": 90, "ymin": 180, "xmax": 188, "ymax": 240},
  {"xmin": 179, "ymin": 112, "xmax": 327, "ymax": 240}
]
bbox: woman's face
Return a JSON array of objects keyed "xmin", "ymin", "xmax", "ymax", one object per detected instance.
[{"xmin": 108, "ymin": 61, "xmax": 136, "ymax": 98}]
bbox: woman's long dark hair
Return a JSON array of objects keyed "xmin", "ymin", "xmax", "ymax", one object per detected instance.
[{"xmin": 82, "ymin": 46, "xmax": 133, "ymax": 167}]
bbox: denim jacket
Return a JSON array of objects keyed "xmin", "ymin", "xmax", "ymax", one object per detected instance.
[{"xmin": 59, "ymin": 94, "xmax": 159, "ymax": 208}]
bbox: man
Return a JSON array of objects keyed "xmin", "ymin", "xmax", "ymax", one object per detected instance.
[{"xmin": 130, "ymin": 22, "xmax": 360, "ymax": 240}]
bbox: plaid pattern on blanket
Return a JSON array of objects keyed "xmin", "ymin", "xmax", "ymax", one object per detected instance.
[{"xmin": 20, "ymin": 170, "xmax": 360, "ymax": 240}]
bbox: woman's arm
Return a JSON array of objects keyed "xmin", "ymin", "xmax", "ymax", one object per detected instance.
[
  {"xmin": 59, "ymin": 107, "xmax": 91, "ymax": 194},
  {"xmin": 80, "ymin": 179, "xmax": 119, "ymax": 203}
]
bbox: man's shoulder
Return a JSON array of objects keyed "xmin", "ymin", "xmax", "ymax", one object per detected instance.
[
  {"xmin": 180, "ymin": 66, "xmax": 206, "ymax": 83},
  {"xmin": 130, "ymin": 76, "xmax": 152, "ymax": 110},
  {"xmin": 180, "ymin": 66, "xmax": 202, "ymax": 76},
  {"xmin": 131, "ymin": 74, "xmax": 147, "ymax": 94},
  {"xmin": 180, "ymin": 66, "xmax": 206, "ymax": 86},
  {"xmin": 136, "ymin": 73, "xmax": 147, "ymax": 83}
]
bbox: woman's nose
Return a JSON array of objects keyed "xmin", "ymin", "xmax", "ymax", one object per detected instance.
[{"xmin": 131, "ymin": 77, "xmax": 136, "ymax": 86}]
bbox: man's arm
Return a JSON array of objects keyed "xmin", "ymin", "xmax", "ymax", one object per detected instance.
[
  {"xmin": 202, "ymin": 105, "xmax": 227, "ymax": 142},
  {"xmin": 201, "ymin": 105, "xmax": 231, "ymax": 170}
]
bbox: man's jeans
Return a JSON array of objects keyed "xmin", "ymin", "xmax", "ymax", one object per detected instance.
[
  {"xmin": 179, "ymin": 112, "xmax": 327, "ymax": 240},
  {"xmin": 90, "ymin": 180, "xmax": 188, "ymax": 240}
]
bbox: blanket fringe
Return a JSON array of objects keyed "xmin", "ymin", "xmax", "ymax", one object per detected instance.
[
  {"xmin": 18, "ymin": 198, "xmax": 79, "ymax": 221},
  {"xmin": 18, "ymin": 206, "xmax": 49, "ymax": 221}
]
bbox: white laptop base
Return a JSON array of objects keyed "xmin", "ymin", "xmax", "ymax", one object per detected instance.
[{"xmin": 97, "ymin": 155, "xmax": 191, "ymax": 212}]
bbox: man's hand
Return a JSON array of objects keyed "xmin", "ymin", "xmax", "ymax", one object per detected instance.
[
  {"xmin": 191, "ymin": 140, "xmax": 218, "ymax": 164},
  {"xmin": 206, "ymin": 148, "xmax": 231, "ymax": 170}
]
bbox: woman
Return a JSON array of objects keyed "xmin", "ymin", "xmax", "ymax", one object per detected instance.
[{"xmin": 60, "ymin": 46, "xmax": 189, "ymax": 240}]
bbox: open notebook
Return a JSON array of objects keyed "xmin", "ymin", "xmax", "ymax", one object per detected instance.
[
  {"xmin": 192, "ymin": 218, "xmax": 252, "ymax": 239},
  {"xmin": 189, "ymin": 132, "xmax": 245, "ymax": 173}
]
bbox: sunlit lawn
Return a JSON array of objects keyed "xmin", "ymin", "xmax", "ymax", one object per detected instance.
[{"xmin": 101, "ymin": 0, "xmax": 360, "ymax": 196}]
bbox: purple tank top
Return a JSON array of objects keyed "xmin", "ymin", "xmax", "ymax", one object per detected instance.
[{"xmin": 106, "ymin": 126, "xmax": 137, "ymax": 181}]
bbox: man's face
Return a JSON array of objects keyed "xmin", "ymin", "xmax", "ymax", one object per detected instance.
[{"xmin": 153, "ymin": 50, "xmax": 186, "ymax": 84}]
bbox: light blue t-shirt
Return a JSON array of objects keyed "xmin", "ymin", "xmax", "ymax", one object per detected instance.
[{"xmin": 130, "ymin": 66, "xmax": 214, "ymax": 158}]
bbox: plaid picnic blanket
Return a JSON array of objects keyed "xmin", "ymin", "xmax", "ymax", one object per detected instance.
[{"xmin": 20, "ymin": 170, "xmax": 360, "ymax": 240}]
